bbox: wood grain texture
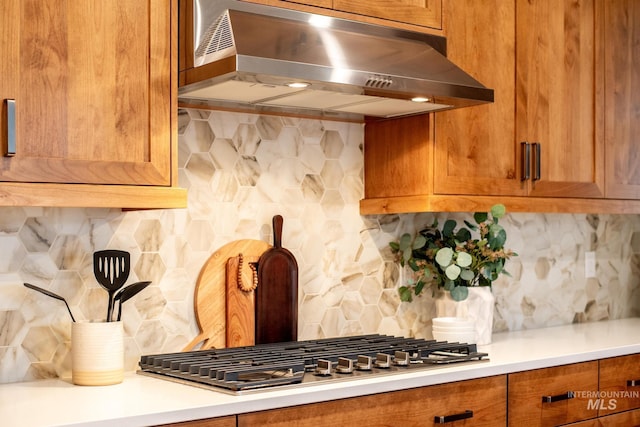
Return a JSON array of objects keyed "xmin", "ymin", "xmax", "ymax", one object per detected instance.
[
  {"xmin": 0, "ymin": 182, "xmax": 186, "ymax": 208},
  {"xmin": 603, "ymin": 0, "xmax": 640, "ymax": 199},
  {"xmin": 359, "ymin": 193, "xmax": 640, "ymax": 215},
  {"xmin": 435, "ymin": 0, "xmax": 523, "ymax": 196},
  {"xmin": 508, "ymin": 361, "xmax": 599, "ymax": 427},
  {"xmin": 596, "ymin": 408, "xmax": 640, "ymax": 426},
  {"xmin": 332, "ymin": 0, "xmax": 442, "ymax": 29},
  {"xmin": 238, "ymin": 375, "xmax": 506, "ymax": 427},
  {"xmin": 225, "ymin": 255, "xmax": 260, "ymax": 348},
  {"xmin": 157, "ymin": 415, "xmax": 236, "ymax": 427},
  {"xmin": 516, "ymin": 0, "xmax": 604, "ymax": 198},
  {"xmin": 363, "ymin": 115, "xmax": 433, "ymax": 199},
  {"xmin": 0, "ymin": 0, "xmax": 174, "ymax": 186},
  {"xmin": 598, "ymin": 354, "xmax": 640, "ymax": 416},
  {"xmin": 184, "ymin": 239, "xmax": 270, "ymax": 351},
  {"xmin": 238, "ymin": 0, "xmax": 443, "ymax": 34}
]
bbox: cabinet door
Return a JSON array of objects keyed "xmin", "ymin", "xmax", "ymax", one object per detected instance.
[
  {"xmin": 0, "ymin": 0, "xmax": 172, "ymax": 186},
  {"xmin": 516, "ymin": 0, "xmax": 604, "ymax": 198},
  {"xmin": 238, "ymin": 375, "xmax": 506, "ymax": 427},
  {"xmin": 603, "ymin": 0, "xmax": 640, "ymax": 199},
  {"xmin": 508, "ymin": 361, "xmax": 599, "ymax": 427},
  {"xmin": 434, "ymin": 0, "xmax": 524, "ymax": 197},
  {"xmin": 435, "ymin": 0, "xmax": 604, "ymax": 199},
  {"xmin": 598, "ymin": 354, "xmax": 640, "ymax": 416},
  {"xmin": 332, "ymin": 0, "xmax": 442, "ymax": 29}
]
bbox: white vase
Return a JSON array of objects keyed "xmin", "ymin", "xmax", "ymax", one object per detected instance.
[{"xmin": 434, "ymin": 286, "xmax": 495, "ymax": 345}]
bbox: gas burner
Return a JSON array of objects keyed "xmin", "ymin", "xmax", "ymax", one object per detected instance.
[{"xmin": 138, "ymin": 334, "xmax": 488, "ymax": 394}]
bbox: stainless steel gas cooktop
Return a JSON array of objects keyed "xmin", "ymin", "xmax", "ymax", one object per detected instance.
[{"xmin": 138, "ymin": 334, "xmax": 488, "ymax": 394}]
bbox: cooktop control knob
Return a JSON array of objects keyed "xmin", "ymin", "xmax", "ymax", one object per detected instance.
[
  {"xmin": 315, "ymin": 359, "xmax": 332, "ymax": 376},
  {"xmin": 394, "ymin": 351, "xmax": 410, "ymax": 366},
  {"xmin": 336, "ymin": 357, "xmax": 354, "ymax": 374},
  {"xmin": 374, "ymin": 353, "xmax": 391, "ymax": 368},
  {"xmin": 356, "ymin": 355, "xmax": 372, "ymax": 371}
]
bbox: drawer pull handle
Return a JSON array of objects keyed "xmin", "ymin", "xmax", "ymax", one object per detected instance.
[
  {"xmin": 521, "ymin": 142, "xmax": 530, "ymax": 181},
  {"xmin": 628, "ymin": 379, "xmax": 640, "ymax": 387},
  {"xmin": 542, "ymin": 391, "xmax": 575, "ymax": 403},
  {"xmin": 434, "ymin": 410, "xmax": 473, "ymax": 424},
  {"xmin": 4, "ymin": 99, "xmax": 16, "ymax": 156},
  {"xmin": 532, "ymin": 142, "xmax": 541, "ymax": 181}
]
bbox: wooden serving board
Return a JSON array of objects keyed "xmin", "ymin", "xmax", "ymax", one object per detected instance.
[{"xmin": 183, "ymin": 239, "xmax": 270, "ymax": 351}]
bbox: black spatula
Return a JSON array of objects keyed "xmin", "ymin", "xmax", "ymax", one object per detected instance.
[{"xmin": 93, "ymin": 250, "xmax": 130, "ymax": 322}]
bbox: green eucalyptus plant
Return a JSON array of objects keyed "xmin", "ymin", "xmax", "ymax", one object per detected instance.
[{"xmin": 390, "ymin": 204, "xmax": 517, "ymax": 302}]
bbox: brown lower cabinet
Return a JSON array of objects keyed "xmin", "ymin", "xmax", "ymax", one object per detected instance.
[
  {"xmin": 238, "ymin": 375, "xmax": 506, "ymax": 426},
  {"xmin": 568, "ymin": 408, "xmax": 640, "ymax": 427},
  {"xmin": 158, "ymin": 415, "xmax": 235, "ymax": 427},
  {"xmin": 159, "ymin": 354, "xmax": 639, "ymax": 427}
]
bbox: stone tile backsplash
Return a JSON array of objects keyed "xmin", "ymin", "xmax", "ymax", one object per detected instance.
[{"xmin": 0, "ymin": 109, "xmax": 638, "ymax": 383}]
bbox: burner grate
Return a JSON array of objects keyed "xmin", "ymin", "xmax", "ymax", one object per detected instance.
[{"xmin": 138, "ymin": 334, "xmax": 488, "ymax": 393}]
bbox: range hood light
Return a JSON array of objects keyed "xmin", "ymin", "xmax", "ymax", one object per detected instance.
[
  {"xmin": 308, "ymin": 14, "xmax": 332, "ymax": 28},
  {"xmin": 287, "ymin": 82, "xmax": 310, "ymax": 89},
  {"xmin": 411, "ymin": 97, "xmax": 430, "ymax": 103}
]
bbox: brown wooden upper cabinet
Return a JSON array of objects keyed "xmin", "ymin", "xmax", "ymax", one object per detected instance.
[
  {"xmin": 361, "ymin": 0, "xmax": 640, "ymax": 214},
  {"xmin": 256, "ymin": 0, "xmax": 442, "ymax": 30},
  {"xmin": 0, "ymin": 0, "xmax": 186, "ymax": 208},
  {"xmin": 603, "ymin": 0, "xmax": 640, "ymax": 200},
  {"xmin": 434, "ymin": 0, "xmax": 604, "ymax": 199}
]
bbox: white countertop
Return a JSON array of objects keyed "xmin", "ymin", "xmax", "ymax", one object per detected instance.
[{"xmin": 2, "ymin": 318, "xmax": 639, "ymax": 427}]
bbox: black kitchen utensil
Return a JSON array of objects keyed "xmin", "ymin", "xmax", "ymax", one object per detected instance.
[
  {"xmin": 23, "ymin": 282, "xmax": 76, "ymax": 322},
  {"xmin": 93, "ymin": 250, "xmax": 130, "ymax": 322},
  {"xmin": 255, "ymin": 215, "xmax": 298, "ymax": 344},
  {"xmin": 113, "ymin": 281, "xmax": 151, "ymax": 321}
]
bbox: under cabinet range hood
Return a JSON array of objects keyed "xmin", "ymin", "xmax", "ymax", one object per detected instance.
[{"xmin": 179, "ymin": 0, "xmax": 494, "ymax": 119}]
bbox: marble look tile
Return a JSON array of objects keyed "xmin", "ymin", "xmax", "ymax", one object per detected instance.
[{"xmin": 3, "ymin": 106, "xmax": 640, "ymax": 384}]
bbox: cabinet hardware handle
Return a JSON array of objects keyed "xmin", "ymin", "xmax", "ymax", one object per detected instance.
[
  {"xmin": 532, "ymin": 142, "xmax": 541, "ymax": 181},
  {"xmin": 434, "ymin": 410, "xmax": 473, "ymax": 424},
  {"xmin": 542, "ymin": 391, "xmax": 575, "ymax": 403},
  {"xmin": 4, "ymin": 99, "xmax": 15, "ymax": 157},
  {"xmin": 521, "ymin": 142, "xmax": 530, "ymax": 181},
  {"xmin": 628, "ymin": 379, "xmax": 640, "ymax": 387}
]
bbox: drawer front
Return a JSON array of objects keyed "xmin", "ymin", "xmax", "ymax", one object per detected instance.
[
  {"xmin": 597, "ymin": 407, "xmax": 640, "ymax": 426},
  {"xmin": 599, "ymin": 354, "xmax": 640, "ymax": 416},
  {"xmin": 238, "ymin": 375, "xmax": 507, "ymax": 427},
  {"xmin": 508, "ymin": 361, "xmax": 599, "ymax": 427}
]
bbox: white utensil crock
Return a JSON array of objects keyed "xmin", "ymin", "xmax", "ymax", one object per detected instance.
[{"xmin": 72, "ymin": 321, "xmax": 124, "ymax": 386}]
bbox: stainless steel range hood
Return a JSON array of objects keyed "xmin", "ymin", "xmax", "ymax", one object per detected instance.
[{"xmin": 179, "ymin": 0, "xmax": 494, "ymax": 119}]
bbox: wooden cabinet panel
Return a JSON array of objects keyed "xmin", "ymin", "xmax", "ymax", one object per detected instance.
[
  {"xmin": 516, "ymin": 0, "xmax": 604, "ymax": 198},
  {"xmin": 257, "ymin": 0, "xmax": 442, "ymax": 29},
  {"xmin": 599, "ymin": 354, "xmax": 640, "ymax": 416},
  {"xmin": 238, "ymin": 375, "xmax": 506, "ymax": 427},
  {"xmin": 0, "ymin": 0, "xmax": 186, "ymax": 208},
  {"xmin": 332, "ymin": 0, "xmax": 441, "ymax": 29},
  {"xmin": 0, "ymin": 0, "xmax": 172, "ymax": 187},
  {"xmin": 508, "ymin": 361, "xmax": 599, "ymax": 427},
  {"xmin": 434, "ymin": 0, "xmax": 522, "ymax": 197},
  {"xmin": 434, "ymin": 0, "xmax": 604, "ymax": 199},
  {"xmin": 283, "ymin": 0, "xmax": 332, "ymax": 8},
  {"xmin": 157, "ymin": 415, "xmax": 236, "ymax": 427},
  {"xmin": 603, "ymin": 0, "xmax": 640, "ymax": 199},
  {"xmin": 597, "ymin": 408, "xmax": 640, "ymax": 426}
]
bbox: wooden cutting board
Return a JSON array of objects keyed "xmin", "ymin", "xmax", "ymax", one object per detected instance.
[
  {"xmin": 183, "ymin": 239, "xmax": 270, "ymax": 351},
  {"xmin": 255, "ymin": 215, "xmax": 299, "ymax": 344}
]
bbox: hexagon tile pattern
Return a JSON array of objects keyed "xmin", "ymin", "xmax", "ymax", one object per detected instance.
[{"xmin": 0, "ymin": 110, "xmax": 639, "ymax": 384}]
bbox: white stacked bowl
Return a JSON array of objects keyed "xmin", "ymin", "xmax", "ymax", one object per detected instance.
[{"xmin": 432, "ymin": 317, "xmax": 476, "ymax": 343}]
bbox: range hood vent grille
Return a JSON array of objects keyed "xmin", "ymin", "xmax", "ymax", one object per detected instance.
[
  {"xmin": 180, "ymin": 1, "xmax": 494, "ymax": 119},
  {"xmin": 195, "ymin": 11, "xmax": 234, "ymax": 58}
]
